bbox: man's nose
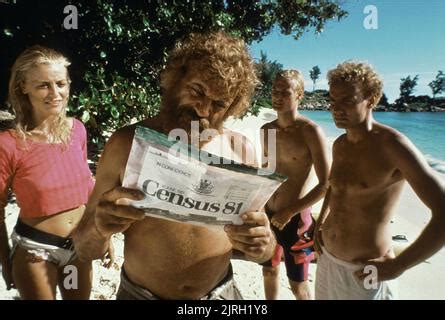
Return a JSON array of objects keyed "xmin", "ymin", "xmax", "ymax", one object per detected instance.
[{"xmin": 193, "ymin": 98, "xmax": 211, "ymax": 118}]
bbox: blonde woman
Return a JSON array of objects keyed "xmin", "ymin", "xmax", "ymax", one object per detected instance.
[{"xmin": 0, "ymin": 46, "xmax": 94, "ymax": 299}]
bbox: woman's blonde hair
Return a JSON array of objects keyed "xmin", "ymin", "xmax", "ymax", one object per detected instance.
[
  {"xmin": 161, "ymin": 31, "xmax": 258, "ymax": 118},
  {"xmin": 8, "ymin": 45, "xmax": 72, "ymax": 145},
  {"xmin": 327, "ymin": 60, "xmax": 383, "ymax": 107}
]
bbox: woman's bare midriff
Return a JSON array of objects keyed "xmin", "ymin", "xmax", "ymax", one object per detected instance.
[
  {"xmin": 123, "ymin": 217, "xmax": 233, "ymax": 299},
  {"xmin": 19, "ymin": 205, "xmax": 86, "ymax": 237}
]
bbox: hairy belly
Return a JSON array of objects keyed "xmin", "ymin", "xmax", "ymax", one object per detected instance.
[
  {"xmin": 322, "ymin": 212, "xmax": 393, "ymax": 262},
  {"xmin": 123, "ymin": 217, "xmax": 233, "ymax": 299}
]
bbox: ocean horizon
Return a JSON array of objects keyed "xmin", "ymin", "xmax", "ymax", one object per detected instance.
[{"xmin": 300, "ymin": 111, "xmax": 445, "ymax": 175}]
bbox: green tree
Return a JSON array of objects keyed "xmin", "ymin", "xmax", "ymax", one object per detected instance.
[
  {"xmin": 249, "ymin": 51, "xmax": 283, "ymax": 113},
  {"xmin": 309, "ymin": 66, "xmax": 321, "ymax": 91},
  {"xmin": 378, "ymin": 93, "xmax": 390, "ymax": 107},
  {"xmin": 256, "ymin": 51, "xmax": 283, "ymax": 98},
  {"xmin": 1, "ymin": 0, "xmax": 348, "ymax": 150},
  {"xmin": 428, "ymin": 71, "xmax": 445, "ymax": 98},
  {"xmin": 399, "ymin": 75, "xmax": 419, "ymax": 100}
]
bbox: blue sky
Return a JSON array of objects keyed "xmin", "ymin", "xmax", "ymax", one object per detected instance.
[{"xmin": 249, "ymin": 0, "xmax": 445, "ymax": 102}]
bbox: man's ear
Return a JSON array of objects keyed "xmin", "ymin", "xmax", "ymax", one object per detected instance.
[{"xmin": 367, "ymin": 96, "xmax": 377, "ymax": 109}]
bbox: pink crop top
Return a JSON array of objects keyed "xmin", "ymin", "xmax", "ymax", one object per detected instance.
[{"xmin": 0, "ymin": 119, "xmax": 94, "ymax": 218}]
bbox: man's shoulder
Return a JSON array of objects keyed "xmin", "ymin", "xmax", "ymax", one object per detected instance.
[
  {"xmin": 108, "ymin": 116, "xmax": 161, "ymax": 146},
  {"xmin": 372, "ymin": 123, "xmax": 407, "ymax": 145},
  {"xmin": 108, "ymin": 124, "xmax": 137, "ymax": 146},
  {"xmin": 261, "ymin": 120, "xmax": 276, "ymax": 129},
  {"xmin": 300, "ymin": 117, "xmax": 320, "ymax": 132},
  {"xmin": 333, "ymin": 134, "xmax": 347, "ymax": 148},
  {"xmin": 300, "ymin": 118, "xmax": 325, "ymax": 142}
]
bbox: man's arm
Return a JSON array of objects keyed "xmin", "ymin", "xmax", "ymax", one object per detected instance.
[
  {"xmin": 73, "ymin": 127, "xmax": 145, "ymax": 261},
  {"xmin": 313, "ymin": 187, "xmax": 331, "ymax": 255},
  {"xmin": 271, "ymin": 124, "xmax": 330, "ymax": 229},
  {"xmin": 361, "ymin": 133, "xmax": 445, "ymax": 281}
]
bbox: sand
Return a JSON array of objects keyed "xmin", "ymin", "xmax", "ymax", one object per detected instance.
[{"xmin": 0, "ymin": 109, "xmax": 444, "ymax": 300}]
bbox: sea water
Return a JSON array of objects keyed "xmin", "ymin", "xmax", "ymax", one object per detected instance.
[{"xmin": 301, "ymin": 111, "xmax": 445, "ymax": 175}]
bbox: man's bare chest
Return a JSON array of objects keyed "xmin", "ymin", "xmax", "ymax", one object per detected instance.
[
  {"xmin": 274, "ymin": 131, "xmax": 310, "ymax": 163},
  {"xmin": 330, "ymin": 148, "xmax": 401, "ymax": 194}
]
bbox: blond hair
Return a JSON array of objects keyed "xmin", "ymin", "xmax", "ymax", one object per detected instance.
[
  {"xmin": 276, "ymin": 69, "xmax": 304, "ymax": 96},
  {"xmin": 161, "ymin": 31, "xmax": 258, "ymax": 118},
  {"xmin": 8, "ymin": 45, "xmax": 72, "ymax": 145},
  {"xmin": 327, "ymin": 60, "xmax": 383, "ymax": 107}
]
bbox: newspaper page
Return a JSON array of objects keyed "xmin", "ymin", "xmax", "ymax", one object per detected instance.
[{"xmin": 123, "ymin": 126, "xmax": 286, "ymax": 225}]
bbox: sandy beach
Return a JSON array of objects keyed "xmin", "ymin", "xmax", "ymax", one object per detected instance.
[{"xmin": 1, "ymin": 109, "xmax": 444, "ymax": 300}]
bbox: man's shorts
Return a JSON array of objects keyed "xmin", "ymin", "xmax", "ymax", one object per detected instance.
[
  {"xmin": 261, "ymin": 207, "xmax": 315, "ymax": 282},
  {"xmin": 116, "ymin": 264, "xmax": 242, "ymax": 300}
]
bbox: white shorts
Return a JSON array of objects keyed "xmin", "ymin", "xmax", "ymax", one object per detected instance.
[
  {"xmin": 315, "ymin": 246, "xmax": 398, "ymax": 300},
  {"xmin": 11, "ymin": 229, "xmax": 76, "ymax": 267}
]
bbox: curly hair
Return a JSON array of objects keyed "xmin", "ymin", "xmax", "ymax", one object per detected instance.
[
  {"xmin": 8, "ymin": 45, "xmax": 72, "ymax": 146},
  {"xmin": 161, "ymin": 31, "xmax": 258, "ymax": 118},
  {"xmin": 327, "ymin": 60, "xmax": 383, "ymax": 107},
  {"xmin": 276, "ymin": 69, "xmax": 304, "ymax": 96}
]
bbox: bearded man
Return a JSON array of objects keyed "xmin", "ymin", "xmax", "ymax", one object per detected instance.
[{"xmin": 73, "ymin": 32, "xmax": 277, "ymax": 300}]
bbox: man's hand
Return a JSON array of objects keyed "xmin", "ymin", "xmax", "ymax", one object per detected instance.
[
  {"xmin": 1, "ymin": 258, "xmax": 15, "ymax": 290},
  {"xmin": 355, "ymin": 256, "xmax": 403, "ymax": 282},
  {"xmin": 95, "ymin": 187, "xmax": 146, "ymax": 238},
  {"xmin": 270, "ymin": 211, "xmax": 294, "ymax": 230},
  {"xmin": 224, "ymin": 211, "xmax": 275, "ymax": 262}
]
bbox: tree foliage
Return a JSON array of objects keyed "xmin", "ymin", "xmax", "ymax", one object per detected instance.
[
  {"xmin": 255, "ymin": 51, "xmax": 283, "ymax": 98},
  {"xmin": 309, "ymin": 65, "xmax": 321, "ymax": 91},
  {"xmin": 428, "ymin": 70, "xmax": 445, "ymax": 98},
  {"xmin": 399, "ymin": 75, "xmax": 419, "ymax": 100},
  {"xmin": 1, "ymin": 0, "xmax": 347, "ymax": 150},
  {"xmin": 378, "ymin": 93, "xmax": 390, "ymax": 107}
]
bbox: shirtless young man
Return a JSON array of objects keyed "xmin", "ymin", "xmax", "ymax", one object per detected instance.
[
  {"xmin": 73, "ymin": 32, "xmax": 277, "ymax": 300},
  {"xmin": 260, "ymin": 70, "xmax": 330, "ymax": 300},
  {"xmin": 315, "ymin": 61, "xmax": 445, "ymax": 299}
]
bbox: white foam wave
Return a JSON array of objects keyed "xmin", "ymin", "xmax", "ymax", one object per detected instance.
[{"xmin": 425, "ymin": 155, "xmax": 445, "ymax": 176}]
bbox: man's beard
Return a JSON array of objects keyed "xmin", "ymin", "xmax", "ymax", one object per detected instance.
[
  {"xmin": 161, "ymin": 103, "xmax": 223, "ymax": 148},
  {"xmin": 175, "ymin": 105, "xmax": 211, "ymax": 133}
]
